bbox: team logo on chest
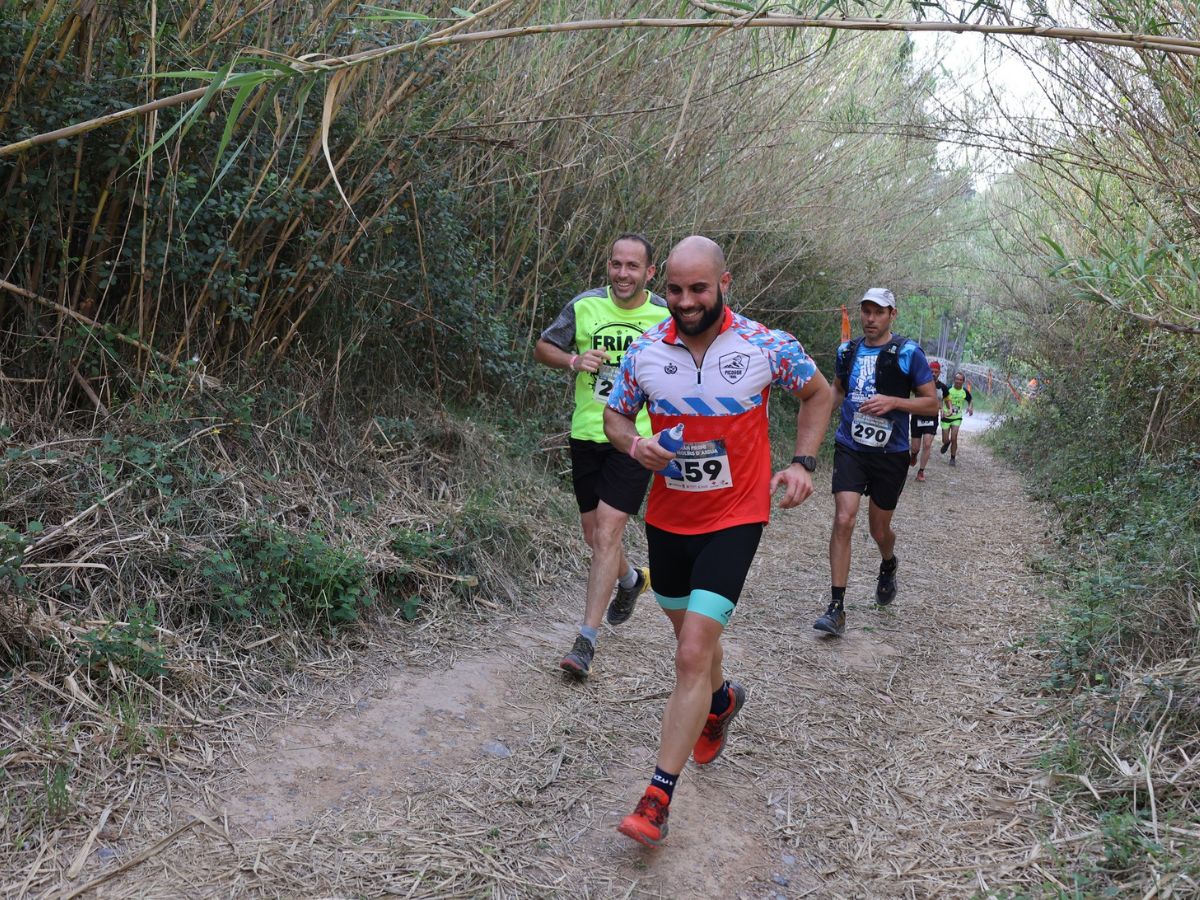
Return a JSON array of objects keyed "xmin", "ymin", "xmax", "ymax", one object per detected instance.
[
  {"xmin": 718, "ymin": 351, "xmax": 750, "ymax": 384},
  {"xmin": 664, "ymin": 362, "xmax": 678, "ymax": 374}
]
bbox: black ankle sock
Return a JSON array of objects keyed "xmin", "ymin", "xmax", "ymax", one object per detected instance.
[
  {"xmin": 651, "ymin": 767, "xmax": 678, "ymax": 801},
  {"xmin": 710, "ymin": 682, "xmax": 731, "ymax": 717},
  {"xmin": 831, "ymin": 586, "xmax": 846, "ymax": 611},
  {"xmin": 880, "ymin": 556, "xmax": 897, "ymax": 574}
]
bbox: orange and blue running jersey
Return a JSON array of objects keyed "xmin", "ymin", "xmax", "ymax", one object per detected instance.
[{"xmin": 607, "ymin": 307, "xmax": 818, "ymax": 535}]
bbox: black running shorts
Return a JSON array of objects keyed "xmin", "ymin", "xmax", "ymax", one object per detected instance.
[
  {"xmin": 831, "ymin": 444, "xmax": 909, "ymax": 511},
  {"xmin": 910, "ymin": 414, "xmax": 939, "ymax": 437},
  {"xmin": 569, "ymin": 438, "xmax": 652, "ymax": 516},
  {"xmin": 645, "ymin": 522, "xmax": 764, "ymax": 606}
]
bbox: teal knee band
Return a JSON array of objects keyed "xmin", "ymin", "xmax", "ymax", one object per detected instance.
[
  {"xmin": 655, "ymin": 592, "xmax": 689, "ymax": 610},
  {"xmin": 688, "ymin": 589, "xmax": 735, "ymax": 626}
]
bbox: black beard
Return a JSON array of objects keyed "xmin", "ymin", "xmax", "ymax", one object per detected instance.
[{"xmin": 673, "ymin": 288, "xmax": 725, "ymax": 336}]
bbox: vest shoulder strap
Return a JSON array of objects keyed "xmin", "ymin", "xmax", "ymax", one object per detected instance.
[{"xmin": 836, "ymin": 337, "xmax": 864, "ymax": 386}]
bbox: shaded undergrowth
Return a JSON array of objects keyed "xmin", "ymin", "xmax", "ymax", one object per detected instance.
[{"xmin": 992, "ymin": 392, "xmax": 1200, "ymax": 895}]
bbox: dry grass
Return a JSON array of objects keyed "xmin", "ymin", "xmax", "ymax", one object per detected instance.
[{"xmin": 0, "ymin": 382, "xmax": 581, "ymax": 898}]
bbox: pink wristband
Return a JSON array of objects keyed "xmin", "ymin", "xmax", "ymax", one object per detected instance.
[
  {"xmin": 568, "ymin": 355, "xmax": 579, "ymax": 372},
  {"xmin": 628, "ymin": 436, "xmax": 641, "ymax": 459}
]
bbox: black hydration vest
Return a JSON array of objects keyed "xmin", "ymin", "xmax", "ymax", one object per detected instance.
[
  {"xmin": 836, "ymin": 334, "xmax": 919, "ymax": 450},
  {"xmin": 836, "ymin": 334, "xmax": 915, "ymax": 398}
]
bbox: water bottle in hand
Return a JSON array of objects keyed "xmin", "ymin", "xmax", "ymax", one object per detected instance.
[{"xmin": 657, "ymin": 424, "xmax": 685, "ymax": 479}]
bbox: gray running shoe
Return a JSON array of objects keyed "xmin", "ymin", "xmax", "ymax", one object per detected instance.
[
  {"xmin": 559, "ymin": 635, "xmax": 594, "ymax": 678},
  {"xmin": 876, "ymin": 557, "xmax": 899, "ymax": 606},
  {"xmin": 813, "ymin": 602, "xmax": 845, "ymax": 637},
  {"xmin": 606, "ymin": 566, "xmax": 649, "ymax": 626},
  {"xmin": 949, "ymin": 457, "xmax": 957, "ymax": 467}
]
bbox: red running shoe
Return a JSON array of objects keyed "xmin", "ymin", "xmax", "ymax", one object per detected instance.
[
  {"xmin": 617, "ymin": 786, "xmax": 670, "ymax": 846},
  {"xmin": 692, "ymin": 681, "xmax": 747, "ymax": 765}
]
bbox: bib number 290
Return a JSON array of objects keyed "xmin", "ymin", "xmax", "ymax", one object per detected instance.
[{"xmin": 851, "ymin": 411, "xmax": 893, "ymax": 448}]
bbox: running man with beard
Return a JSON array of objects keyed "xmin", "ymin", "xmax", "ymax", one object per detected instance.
[
  {"xmin": 603, "ymin": 236, "xmax": 833, "ymax": 846},
  {"xmin": 535, "ymin": 234, "xmax": 668, "ymax": 679},
  {"xmin": 813, "ymin": 288, "xmax": 939, "ymax": 638}
]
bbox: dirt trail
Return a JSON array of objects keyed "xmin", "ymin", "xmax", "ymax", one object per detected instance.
[{"xmin": 73, "ymin": 426, "xmax": 1061, "ymax": 897}]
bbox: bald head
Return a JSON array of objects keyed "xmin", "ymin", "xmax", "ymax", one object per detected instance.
[
  {"xmin": 662, "ymin": 235, "xmax": 732, "ymax": 340},
  {"xmin": 666, "ymin": 235, "xmax": 726, "ymax": 279}
]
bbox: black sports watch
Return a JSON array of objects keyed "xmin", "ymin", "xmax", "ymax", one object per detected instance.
[{"xmin": 791, "ymin": 455, "xmax": 817, "ymax": 472}]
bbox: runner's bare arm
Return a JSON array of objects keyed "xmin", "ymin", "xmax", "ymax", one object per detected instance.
[
  {"xmin": 533, "ymin": 339, "xmax": 607, "ymax": 374},
  {"xmin": 771, "ymin": 369, "xmax": 833, "ymax": 509},
  {"xmin": 792, "ymin": 369, "xmax": 834, "ymax": 459},
  {"xmin": 859, "ymin": 379, "xmax": 939, "ymax": 417},
  {"xmin": 603, "ymin": 407, "xmax": 674, "ymax": 471}
]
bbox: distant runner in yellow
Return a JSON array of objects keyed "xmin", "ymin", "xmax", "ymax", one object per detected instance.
[
  {"xmin": 939, "ymin": 371, "xmax": 974, "ymax": 466},
  {"xmin": 534, "ymin": 234, "xmax": 668, "ymax": 679}
]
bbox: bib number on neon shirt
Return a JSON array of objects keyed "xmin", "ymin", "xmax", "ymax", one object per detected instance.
[
  {"xmin": 592, "ymin": 363, "xmax": 618, "ymax": 401},
  {"xmin": 851, "ymin": 411, "xmax": 893, "ymax": 448},
  {"xmin": 664, "ymin": 439, "xmax": 733, "ymax": 492}
]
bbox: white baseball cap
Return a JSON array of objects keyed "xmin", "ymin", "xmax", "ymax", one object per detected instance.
[{"xmin": 860, "ymin": 287, "xmax": 896, "ymax": 309}]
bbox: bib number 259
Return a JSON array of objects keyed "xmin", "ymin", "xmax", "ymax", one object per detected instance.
[
  {"xmin": 680, "ymin": 459, "xmax": 724, "ymax": 483},
  {"xmin": 665, "ymin": 439, "xmax": 734, "ymax": 492}
]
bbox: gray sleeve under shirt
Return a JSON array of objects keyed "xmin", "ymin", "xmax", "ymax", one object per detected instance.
[
  {"xmin": 538, "ymin": 288, "xmax": 608, "ymax": 352},
  {"xmin": 539, "ymin": 302, "xmax": 577, "ymax": 352}
]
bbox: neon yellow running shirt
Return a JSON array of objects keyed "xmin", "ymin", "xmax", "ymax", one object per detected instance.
[
  {"xmin": 540, "ymin": 286, "xmax": 668, "ymax": 442},
  {"xmin": 944, "ymin": 385, "xmax": 969, "ymax": 423}
]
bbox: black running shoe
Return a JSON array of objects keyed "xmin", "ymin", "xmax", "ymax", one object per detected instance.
[
  {"xmin": 813, "ymin": 602, "xmax": 845, "ymax": 637},
  {"xmin": 559, "ymin": 635, "xmax": 595, "ymax": 678},
  {"xmin": 606, "ymin": 566, "xmax": 649, "ymax": 626},
  {"xmin": 939, "ymin": 441, "xmax": 950, "ymax": 454},
  {"xmin": 876, "ymin": 557, "xmax": 899, "ymax": 606}
]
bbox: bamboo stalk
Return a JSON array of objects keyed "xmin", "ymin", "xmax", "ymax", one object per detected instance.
[
  {"xmin": 0, "ymin": 86, "xmax": 209, "ymax": 157},
  {"xmin": 0, "ymin": 0, "xmax": 60, "ymax": 130},
  {"xmin": 5, "ymin": 15, "xmax": 1200, "ymax": 158},
  {"xmin": 0, "ymin": 279, "xmax": 210, "ymax": 375}
]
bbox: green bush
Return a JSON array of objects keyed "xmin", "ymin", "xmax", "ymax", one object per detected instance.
[
  {"xmin": 0, "ymin": 522, "xmax": 31, "ymax": 592},
  {"xmin": 198, "ymin": 521, "xmax": 374, "ymax": 629},
  {"xmin": 1000, "ymin": 426, "xmax": 1200, "ymax": 690},
  {"xmin": 77, "ymin": 603, "xmax": 167, "ymax": 680}
]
